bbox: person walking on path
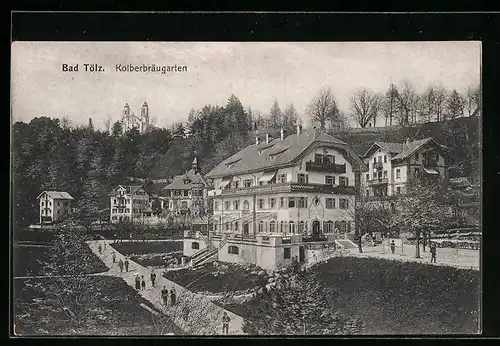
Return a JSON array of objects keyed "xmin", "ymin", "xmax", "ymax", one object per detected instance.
[
  {"xmin": 98, "ymin": 243, "xmax": 102, "ymax": 254},
  {"xmin": 124, "ymin": 258, "xmax": 129, "ymax": 272},
  {"xmin": 170, "ymin": 287, "xmax": 176, "ymax": 306},
  {"xmin": 118, "ymin": 259, "xmax": 124, "ymax": 273},
  {"xmin": 183, "ymin": 305, "xmax": 189, "ymax": 321},
  {"xmin": 150, "ymin": 270, "xmax": 157, "ymax": 287},
  {"xmin": 112, "ymin": 252, "xmax": 116, "ymax": 264},
  {"xmin": 141, "ymin": 275, "xmax": 146, "ymax": 290},
  {"xmin": 104, "ymin": 242, "xmax": 107, "ymax": 251},
  {"xmin": 390, "ymin": 240, "xmax": 396, "ymax": 255},
  {"xmin": 161, "ymin": 286, "xmax": 168, "ymax": 306},
  {"xmin": 430, "ymin": 243, "xmax": 437, "ymax": 263},
  {"xmin": 135, "ymin": 275, "xmax": 141, "ymax": 290},
  {"xmin": 222, "ymin": 311, "xmax": 230, "ymax": 335}
]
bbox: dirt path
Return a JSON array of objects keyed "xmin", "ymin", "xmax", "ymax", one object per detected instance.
[{"xmin": 87, "ymin": 239, "xmax": 245, "ymax": 335}]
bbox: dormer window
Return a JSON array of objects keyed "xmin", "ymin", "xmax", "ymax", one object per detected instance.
[{"xmin": 225, "ymin": 158, "xmax": 242, "ymax": 169}]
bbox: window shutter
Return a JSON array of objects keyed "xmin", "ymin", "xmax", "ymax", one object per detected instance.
[
  {"xmin": 332, "ymin": 176, "xmax": 336, "ymax": 185},
  {"xmin": 306, "ymin": 174, "xmax": 309, "ymax": 183}
]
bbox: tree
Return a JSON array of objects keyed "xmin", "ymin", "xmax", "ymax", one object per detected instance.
[
  {"xmin": 421, "ymin": 86, "xmax": 436, "ymax": 123},
  {"xmin": 268, "ymin": 99, "xmax": 282, "ymax": 130},
  {"xmin": 395, "ymin": 81, "xmax": 417, "ymax": 126},
  {"xmin": 348, "ymin": 88, "xmax": 382, "ymax": 128},
  {"xmin": 383, "ymin": 84, "xmax": 399, "ymax": 126},
  {"xmin": 111, "ymin": 121, "xmax": 123, "ymax": 137},
  {"xmin": 241, "ymin": 268, "xmax": 362, "ymax": 335},
  {"xmin": 88, "ymin": 118, "xmax": 94, "ymax": 131},
  {"xmin": 306, "ymin": 88, "xmax": 345, "ymax": 130},
  {"xmin": 445, "ymin": 90, "xmax": 465, "ymax": 120},
  {"xmin": 282, "ymin": 103, "xmax": 299, "ymax": 133},
  {"xmin": 433, "ymin": 86, "xmax": 448, "ymax": 122},
  {"xmin": 173, "ymin": 123, "xmax": 186, "ymax": 139}
]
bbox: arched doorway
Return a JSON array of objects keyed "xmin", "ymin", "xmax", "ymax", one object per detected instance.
[{"xmin": 312, "ymin": 220, "xmax": 321, "ymax": 239}]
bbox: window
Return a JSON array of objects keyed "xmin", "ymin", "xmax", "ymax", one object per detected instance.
[
  {"xmin": 325, "ymin": 175, "xmax": 334, "ymax": 185},
  {"xmin": 184, "ymin": 190, "xmax": 189, "ymax": 197},
  {"xmin": 339, "ymin": 176, "xmax": 348, "ymax": 186},
  {"xmin": 270, "ymin": 220, "xmax": 276, "ymax": 233},
  {"xmin": 326, "ymin": 198, "xmax": 335, "ymax": 209},
  {"xmin": 191, "ymin": 242, "xmax": 200, "ymax": 250},
  {"xmin": 49, "ymin": 201, "xmax": 52, "ymax": 206},
  {"xmin": 313, "ymin": 197, "xmax": 320, "ymax": 206},
  {"xmin": 234, "ymin": 222, "xmax": 239, "ymax": 232},
  {"xmin": 315, "ymin": 153, "xmax": 323, "ymax": 164},
  {"xmin": 289, "ymin": 221, "xmax": 295, "ymax": 234},
  {"xmin": 383, "ymin": 170, "xmax": 388, "ymax": 178},
  {"xmin": 284, "ymin": 247, "xmax": 291, "ymax": 259},
  {"xmin": 297, "ymin": 173, "xmax": 308, "ymax": 184},
  {"xmin": 397, "ymin": 186, "xmax": 401, "ymax": 194},
  {"xmin": 277, "ymin": 174, "xmax": 287, "ymax": 183},
  {"xmin": 414, "ymin": 167, "xmax": 420, "ymax": 177},
  {"xmin": 298, "ymin": 221, "xmax": 305, "ymax": 233},
  {"xmin": 258, "ymin": 221, "xmax": 264, "ymax": 233},
  {"xmin": 228, "ymin": 246, "xmax": 239, "ymax": 255},
  {"xmin": 269, "ymin": 198, "xmax": 276, "ymax": 209},
  {"xmin": 214, "ymin": 223, "xmax": 218, "ymax": 232},
  {"xmin": 244, "ymin": 179, "xmax": 252, "ymax": 187},
  {"xmin": 233, "ymin": 200, "xmax": 240, "ymax": 210},
  {"xmin": 112, "ymin": 216, "xmax": 117, "ymax": 220},
  {"xmin": 280, "ymin": 197, "xmax": 285, "ymax": 208},
  {"xmin": 288, "ymin": 197, "xmax": 296, "ymax": 208},
  {"xmin": 126, "ymin": 199, "xmax": 130, "ymax": 204},
  {"xmin": 324, "ymin": 221, "xmax": 334, "ymax": 233},
  {"xmin": 297, "ymin": 197, "xmax": 307, "ymax": 208},
  {"xmin": 125, "ymin": 208, "xmax": 130, "ymax": 213},
  {"xmin": 366, "ymin": 190, "xmax": 370, "ymax": 197},
  {"xmin": 224, "ymin": 201, "xmax": 230, "ymax": 210},
  {"xmin": 327, "ymin": 155, "xmax": 335, "ymax": 164},
  {"xmin": 112, "ymin": 208, "xmax": 117, "ymax": 213},
  {"xmin": 384, "ymin": 155, "xmax": 387, "ymax": 163},
  {"xmin": 280, "ymin": 221, "xmax": 285, "ymax": 233},
  {"xmin": 48, "ymin": 209, "xmax": 52, "ymax": 214},
  {"xmin": 396, "ymin": 169, "xmax": 401, "ymax": 179},
  {"xmin": 415, "ymin": 153, "xmax": 419, "ymax": 161},
  {"xmin": 243, "ymin": 200, "xmax": 249, "ymax": 210},
  {"xmin": 214, "ymin": 201, "xmax": 219, "ymax": 210},
  {"xmin": 339, "ymin": 198, "xmax": 349, "ymax": 209},
  {"xmin": 41, "ymin": 201, "xmax": 45, "ymax": 207},
  {"xmin": 233, "ymin": 180, "xmax": 240, "ymax": 189},
  {"xmin": 373, "ymin": 157, "xmax": 376, "ymax": 164},
  {"xmin": 258, "ymin": 199, "xmax": 264, "ymax": 209},
  {"xmin": 365, "ymin": 173, "xmax": 369, "ymax": 181}
]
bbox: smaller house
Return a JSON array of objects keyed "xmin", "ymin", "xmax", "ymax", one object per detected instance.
[
  {"xmin": 37, "ymin": 191, "xmax": 74, "ymax": 224},
  {"xmin": 108, "ymin": 185, "xmax": 151, "ymax": 223}
]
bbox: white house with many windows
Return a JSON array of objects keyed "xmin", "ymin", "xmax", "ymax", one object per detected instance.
[
  {"xmin": 109, "ymin": 185, "xmax": 152, "ymax": 223},
  {"xmin": 182, "ymin": 127, "xmax": 367, "ymax": 270},
  {"xmin": 37, "ymin": 191, "xmax": 74, "ymax": 224},
  {"xmin": 360, "ymin": 138, "xmax": 447, "ymax": 197}
]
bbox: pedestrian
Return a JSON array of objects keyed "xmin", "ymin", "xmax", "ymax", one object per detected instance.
[
  {"xmin": 161, "ymin": 286, "xmax": 168, "ymax": 306},
  {"xmin": 390, "ymin": 240, "xmax": 396, "ymax": 254},
  {"xmin": 150, "ymin": 270, "xmax": 157, "ymax": 287},
  {"xmin": 222, "ymin": 311, "xmax": 230, "ymax": 335},
  {"xmin": 104, "ymin": 242, "xmax": 107, "ymax": 250},
  {"xmin": 183, "ymin": 305, "xmax": 189, "ymax": 321},
  {"xmin": 118, "ymin": 259, "xmax": 124, "ymax": 272},
  {"xmin": 170, "ymin": 287, "xmax": 176, "ymax": 306},
  {"xmin": 141, "ymin": 275, "xmax": 146, "ymax": 290},
  {"xmin": 135, "ymin": 275, "xmax": 141, "ymax": 290},
  {"xmin": 124, "ymin": 258, "xmax": 129, "ymax": 272},
  {"xmin": 112, "ymin": 252, "xmax": 116, "ymax": 263},
  {"xmin": 98, "ymin": 243, "xmax": 102, "ymax": 254},
  {"xmin": 430, "ymin": 243, "xmax": 437, "ymax": 263}
]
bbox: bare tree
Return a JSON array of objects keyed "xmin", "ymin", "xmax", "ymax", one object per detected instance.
[
  {"xmin": 421, "ymin": 86, "xmax": 436, "ymax": 123},
  {"xmin": 104, "ymin": 116, "xmax": 112, "ymax": 134},
  {"xmin": 382, "ymin": 84, "xmax": 399, "ymax": 126},
  {"xmin": 464, "ymin": 86, "xmax": 479, "ymax": 117},
  {"xmin": 282, "ymin": 103, "xmax": 299, "ymax": 133},
  {"xmin": 445, "ymin": 90, "xmax": 465, "ymax": 120},
  {"xmin": 395, "ymin": 81, "xmax": 418, "ymax": 126},
  {"xmin": 306, "ymin": 88, "xmax": 344, "ymax": 130},
  {"xmin": 348, "ymin": 88, "xmax": 382, "ymax": 128},
  {"xmin": 433, "ymin": 85, "xmax": 448, "ymax": 122}
]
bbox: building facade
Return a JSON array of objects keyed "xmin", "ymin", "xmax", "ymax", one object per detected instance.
[
  {"xmin": 37, "ymin": 191, "xmax": 74, "ymax": 224},
  {"xmin": 162, "ymin": 157, "xmax": 211, "ymax": 216},
  {"xmin": 121, "ymin": 101, "xmax": 152, "ymax": 134},
  {"xmin": 360, "ymin": 138, "xmax": 447, "ymax": 197},
  {"xmin": 182, "ymin": 127, "xmax": 366, "ymax": 270},
  {"xmin": 109, "ymin": 185, "xmax": 151, "ymax": 223}
]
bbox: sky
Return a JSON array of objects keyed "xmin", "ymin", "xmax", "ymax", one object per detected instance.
[{"xmin": 11, "ymin": 41, "xmax": 481, "ymax": 129}]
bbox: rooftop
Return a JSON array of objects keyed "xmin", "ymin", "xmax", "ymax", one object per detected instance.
[
  {"xmin": 163, "ymin": 169, "xmax": 209, "ymax": 190},
  {"xmin": 37, "ymin": 191, "xmax": 74, "ymax": 200}
]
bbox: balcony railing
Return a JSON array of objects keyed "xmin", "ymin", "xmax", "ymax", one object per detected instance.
[
  {"xmin": 423, "ymin": 159, "xmax": 438, "ymax": 167},
  {"xmin": 373, "ymin": 161, "xmax": 383, "ymax": 170},
  {"xmin": 302, "ymin": 235, "xmax": 328, "ymax": 242},
  {"xmin": 209, "ymin": 182, "xmax": 356, "ymax": 197},
  {"xmin": 367, "ymin": 178, "xmax": 389, "ymax": 186},
  {"xmin": 305, "ymin": 161, "xmax": 346, "ymax": 173}
]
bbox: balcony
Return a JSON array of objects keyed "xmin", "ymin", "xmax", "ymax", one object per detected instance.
[
  {"xmin": 305, "ymin": 161, "xmax": 346, "ymax": 173},
  {"xmin": 209, "ymin": 182, "xmax": 357, "ymax": 197},
  {"xmin": 367, "ymin": 177, "xmax": 389, "ymax": 186},
  {"xmin": 423, "ymin": 159, "xmax": 438, "ymax": 167},
  {"xmin": 373, "ymin": 161, "xmax": 383, "ymax": 170},
  {"xmin": 302, "ymin": 234, "xmax": 328, "ymax": 242}
]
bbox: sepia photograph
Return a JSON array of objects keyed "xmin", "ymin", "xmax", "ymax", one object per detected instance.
[{"xmin": 11, "ymin": 41, "xmax": 481, "ymax": 336}]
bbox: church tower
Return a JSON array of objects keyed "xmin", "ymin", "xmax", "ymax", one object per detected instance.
[
  {"xmin": 141, "ymin": 101, "xmax": 149, "ymax": 132},
  {"xmin": 122, "ymin": 102, "xmax": 131, "ymax": 133}
]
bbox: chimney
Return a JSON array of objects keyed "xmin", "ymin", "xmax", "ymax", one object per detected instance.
[
  {"xmin": 266, "ymin": 133, "xmax": 269, "ymax": 144},
  {"xmin": 280, "ymin": 127, "xmax": 284, "ymax": 141}
]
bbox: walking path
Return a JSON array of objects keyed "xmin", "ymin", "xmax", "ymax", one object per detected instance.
[{"xmin": 87, "ymin": 239, "xmax": 245, "ymax": 335}]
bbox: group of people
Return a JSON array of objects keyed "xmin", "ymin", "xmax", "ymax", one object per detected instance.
[
  {"xmin": 388, "ymin": 239, "xmax": 437, "ymax": 263},
  {"xmin": 135, "ymin": 270, "xmax": 158, "ymax": 290},
  {"xmin": 161, "ymin": 286, "xmax": 177, "ymax": 306}
]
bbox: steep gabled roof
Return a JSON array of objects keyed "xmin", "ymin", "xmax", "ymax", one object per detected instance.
[
  {"xmin": 206, "ymin": 128, "xmax": 366, "ymax": 178},
  {"xmin": 37, "ymin": 191, "xmax": 74, "ymax": 200},
  {"xmin": 163, "ymin": 169, "xmax": 209, "ymax": 190},
  {"xmin": 108, "ymin": 185, "xmax": 147, "ymax": 196},
  {"xmin": 392, "ymin": 138, "xmax": 434, "ymax": 161},
  {"xmin": 362, "ymin": 141, "xmax": 403, "ymax": 158}
]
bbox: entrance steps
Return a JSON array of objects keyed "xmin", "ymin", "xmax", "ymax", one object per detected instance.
[{"xmin": 335, "ymin": 239, "xmax": 358, "ymax": 250}]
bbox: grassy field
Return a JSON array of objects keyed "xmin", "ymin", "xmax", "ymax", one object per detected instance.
[
  {"xmin": 13, "ymin": 276, "xmax": 182, "ymax": 336},
  {"xmin": 111, "ymin": 241, "xmax": 182, "ymax": 256},
  {"xmin": 310, "ymin": 257, "xmax": 480, "ymax": 334},
  {"xmin": 164, "ymin": 262, "xmax": 269, "ymax": 293}
]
